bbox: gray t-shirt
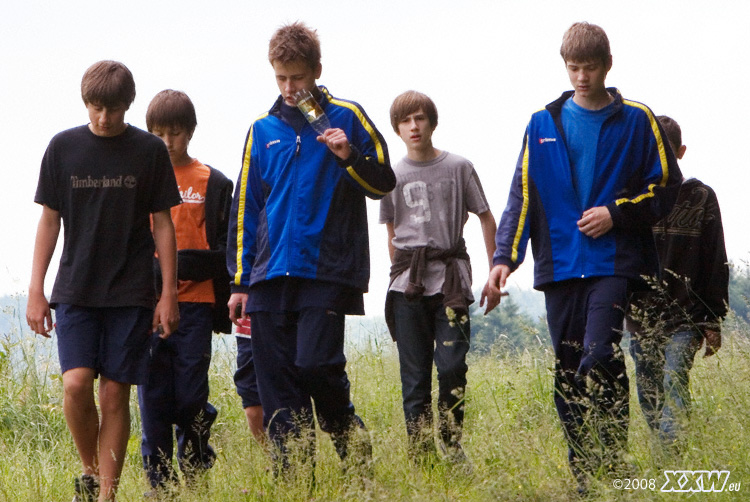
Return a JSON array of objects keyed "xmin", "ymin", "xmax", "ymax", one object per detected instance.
[{"xmin": 379, "ymin": 151, "xmax": 490, "ymax": 301}]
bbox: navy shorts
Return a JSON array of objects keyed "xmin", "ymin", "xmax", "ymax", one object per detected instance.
[
  {"xmin": 54, "ymin": 303, "xmax": 154, "ymax": 385},
  {"xmin": 234, "ymin": 336, "xmax": 261, "ymax": 408}
]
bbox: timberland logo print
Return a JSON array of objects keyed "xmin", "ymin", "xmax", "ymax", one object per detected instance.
[{"xmin": 71, "ymin": 175, "xmax": 136, "ymax": 189}]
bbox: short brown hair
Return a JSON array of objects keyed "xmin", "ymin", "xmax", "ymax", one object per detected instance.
[
  {"xmin": 389, "ymin": 91, "xmax": 438, "ymax": 133},
  {"xmin": 146, "ymin": 90, "xmax": 197, "ymax": 134},
  {"xmin": 81, "ymin": 60, "xmax": 136, "ymax": 107},
  {"xmin": 657, "ymin": 115, "xmax": 682, "ymax": 150},
  {"xmin": 268, "ymin": 21, "xmax": 321, "ymax": 69},
  {"xmin": 560, "ymin": 22, "xmax": 611, "ymax": 65}
]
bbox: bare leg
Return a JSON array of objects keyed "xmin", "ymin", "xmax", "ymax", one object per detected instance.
[
  {"xmin": 244, "ymin": 405, "xmax": 266, "ymax": 445},
  {"xmin": 97, "ymin": 377, "xmax": 131, "ymax": 501},
  {"xmin": 62, "ymin": 367, "xmax": 99, "ymax": 476}
]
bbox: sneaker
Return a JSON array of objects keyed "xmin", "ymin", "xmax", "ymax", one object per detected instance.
[{"xmin": 72, "ymin": 474, "xmax": 99, "ymax": 502}]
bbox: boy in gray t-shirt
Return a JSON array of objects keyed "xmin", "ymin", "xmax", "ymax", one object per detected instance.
[{"xmin": 380, "ymin": 91, "xmax": 497, "ymax": 462}]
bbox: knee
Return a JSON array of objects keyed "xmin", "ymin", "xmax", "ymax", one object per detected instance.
[
  {"xmin": 62, "ymin": 369, "xmax": 95, "ymax": 401},
  {"xmin": 98, "ymin": 378, "xmax": 131, "ymax": 415}
]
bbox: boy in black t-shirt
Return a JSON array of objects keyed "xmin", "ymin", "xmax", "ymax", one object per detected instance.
[{"xmin": 26, "ymin": 60, "xmax": 182, "ymax": 502}]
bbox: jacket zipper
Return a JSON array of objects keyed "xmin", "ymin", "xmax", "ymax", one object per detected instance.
[{"xmin": 286, "ymin": 134, "xmax": 301, "ymax": 275}]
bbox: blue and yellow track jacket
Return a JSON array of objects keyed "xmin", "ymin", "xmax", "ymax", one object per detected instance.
[
  {"xmin": 227, "ymin": 86, "xmax": 394, "ymax": 294},
  {"xmin": 493, "ymin": 89, "xmax": 681, "ymax": 289}
]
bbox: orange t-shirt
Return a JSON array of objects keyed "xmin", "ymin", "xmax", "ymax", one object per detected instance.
[{"xmin": 172, "ymin": 159, "xmax": 214, "ymax": 303}]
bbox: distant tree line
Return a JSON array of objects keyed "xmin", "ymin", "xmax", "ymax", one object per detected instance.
[
  {"xmin": 469, "ymin": 260, "xmax": 750, "ymax": 356},
  {"xmin": 469, "ymin": 290, "xmax": 550, "ymax": 356}
]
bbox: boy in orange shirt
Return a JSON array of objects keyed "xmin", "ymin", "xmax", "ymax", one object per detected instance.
[{"xmin": 139, "ymin": 90, "xmax": 234, "ymax": 494}]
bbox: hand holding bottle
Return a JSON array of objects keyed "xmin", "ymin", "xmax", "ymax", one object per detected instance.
[{"xmin": 294, "ymin": 89, "xmax": 331, "ymax": 134}]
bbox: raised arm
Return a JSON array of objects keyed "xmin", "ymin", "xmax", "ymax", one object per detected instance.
[{"xmin": 320, "ymin": 96, "xmax": 395, "ymax": 199}]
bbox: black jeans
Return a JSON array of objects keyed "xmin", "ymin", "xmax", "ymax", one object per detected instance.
[{"xmin": 391, "ymin": 292, "xmax": 470, "ymax": 448}]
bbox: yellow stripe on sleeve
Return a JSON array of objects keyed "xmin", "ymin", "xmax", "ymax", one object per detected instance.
[
  {"xmin": 615, "ymin": 100, "xmax": 670, "ymax": 206},
  {"xmin": 326, "ymin": 92, "xmax": 387, "ymax": 167},
  {"xmin": 345, "ymin": 165, "xmax": 388, "ymax": 196},
  {"xmin": 511, "ymin": 139, "xmax": 531, "ymax": 263},
  {"xmin": 233, "ymin": 116, "xmax": 265, "ymax": 285}
]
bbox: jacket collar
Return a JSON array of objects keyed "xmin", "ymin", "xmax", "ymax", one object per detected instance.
[{"xmin": 546, "ymin": 87, "xmax": 623, "ymax": 118}]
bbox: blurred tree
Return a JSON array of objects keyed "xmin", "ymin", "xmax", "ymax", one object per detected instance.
[
  {"xmin": 729, "ymin": 260, "xmax": 750, "ymax": 325},
  {"xmin": 470, "ymin": 295, "xmax": 549, "ymax": 355}
]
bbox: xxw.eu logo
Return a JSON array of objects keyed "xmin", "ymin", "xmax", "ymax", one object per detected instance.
[{"xmin": 661, "ymin": 470, "xmax": 736, "ymax": 493}]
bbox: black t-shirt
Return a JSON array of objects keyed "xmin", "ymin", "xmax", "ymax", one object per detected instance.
[{"xmin": 35, "ymin": 124, "xmax": 181, "ymax": 308}]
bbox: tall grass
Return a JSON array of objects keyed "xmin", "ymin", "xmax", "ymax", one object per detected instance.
[{"xmin": 1, "ymin": 300, "xmax": 749, "ymax": 501}]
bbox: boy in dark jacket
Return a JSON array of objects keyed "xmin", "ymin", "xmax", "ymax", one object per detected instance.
[
  {"xmin": 484, "ymin": 23, "xmax": 681, "ymax": 489},
  {"xmin": 626, "ymin": 115, "xmax": 728, "ymax": 448},
  {"xmin": 138, "ymin": 90, "xmax": 233, "ymax": 493}
]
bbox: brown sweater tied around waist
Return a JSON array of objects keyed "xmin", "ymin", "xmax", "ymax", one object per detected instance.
[{"xmin": 384, "ymin": 238, "xmax": 470, "ymax": 340}]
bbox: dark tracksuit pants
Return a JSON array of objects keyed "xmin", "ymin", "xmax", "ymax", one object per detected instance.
[
  {"xmin": 250, "ymin": 307, "xmax": 365, "ymax": 465},
  {"xmin": 391, "ymin": 292, "xmax": 470, "ymax": 448},
  {"xmin": 544, "ymin": 276, "xmax": 630, "ymax": 476},
  {"xmin": 138, "ymin": 302, "xmax": 217, "ymax": 487}
]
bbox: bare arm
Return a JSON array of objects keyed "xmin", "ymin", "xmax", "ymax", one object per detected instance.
[
  {"xmin": 477, "ymin": 210, "xmax": 504, "ymax": 314},
  {"xmin": 477, "ymin": 210, "xmax": 497, "ymax": 269},
  {"xmin": 152, "ymin": 209, "xmax": 179, "ymax": 338},
  {"xmin": 385, "ymin": 222, "xmax": 396, "ymax": 264},
  {"xmin": 26, "ymin": 205, "xmax": 61, "ymax": 337},
  {"xmin": 703, "ymin": 329, "xmax": 721, "ymax": 358}
]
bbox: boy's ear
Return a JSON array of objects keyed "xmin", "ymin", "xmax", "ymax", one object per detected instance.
[
  {"xmin": 676, "ymin": 144, "xmax": 686, "ymax": 160},
  {"xmin": 314, "ymin": 62, "xmax": 322, "ymax": 80},
  {"xmin": 605, "ymin": 55, "xmax": 613, "ymax": 73}
]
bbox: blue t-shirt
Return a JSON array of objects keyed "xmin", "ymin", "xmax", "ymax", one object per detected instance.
[{"xmin": 561, "ymin": 98, "xmax": 615, "ymax": 209}]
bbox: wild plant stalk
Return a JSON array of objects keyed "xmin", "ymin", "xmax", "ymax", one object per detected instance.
[{"xmin": 1, "ymin": 305, "xmax": 749, "ymax": 501}]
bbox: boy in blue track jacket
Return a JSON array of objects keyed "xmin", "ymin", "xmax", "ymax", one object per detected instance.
[
  {"xmin": 226, "ymin": 22, "xmax": 395, "ymax": 472},
  {"xmin": 484, "ymin": 22, "xmax": 681, "ymax": 490}
]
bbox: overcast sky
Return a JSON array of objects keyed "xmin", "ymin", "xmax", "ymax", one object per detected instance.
[{"xmin": 2, "ymin": 0, "xmax": 749, "ymax": 316}]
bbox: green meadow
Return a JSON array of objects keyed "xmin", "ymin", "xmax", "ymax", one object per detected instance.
[{"xmin": 1, "ymin": 300, "xmax": 749, "ymax": 501}]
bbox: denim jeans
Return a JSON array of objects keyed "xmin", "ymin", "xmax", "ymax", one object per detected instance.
[
  {"xmin": 629, "ymin": 329, "xmax": 702, "ymax": 444},
  {"xmin": 391, "ymin": 292, "xmax": 470, "ymax": 449}
]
